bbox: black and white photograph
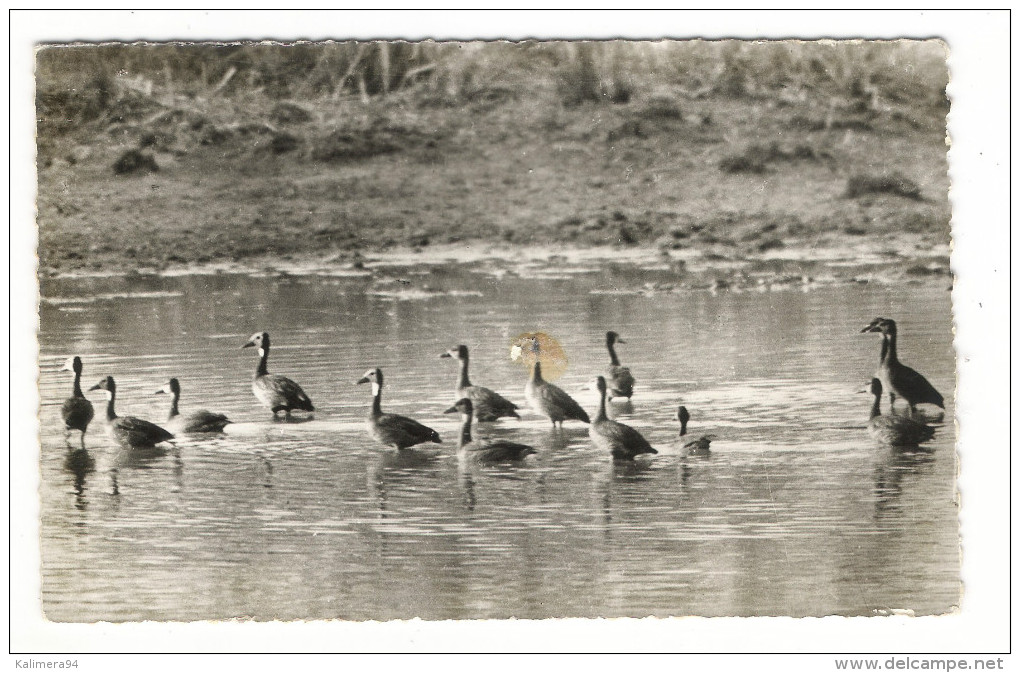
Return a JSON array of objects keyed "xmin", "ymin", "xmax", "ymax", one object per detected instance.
[{"xmin": 10, "ymin": 9, "xmax": 1010, "ymax": 660}]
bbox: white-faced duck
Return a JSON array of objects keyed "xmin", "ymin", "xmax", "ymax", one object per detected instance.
[
  {"xmin": 241, "ymin": 332, "xmax": 315, "ymax": 417},
  {"xmin": 440, "ymin": 345, "xmax": 520, "ymax": 422},
  {"xmin": 445, "ymin": 398, "xmax": 536, "ymax": 462},
  {"xmin": 861, "ymin": 378, "xmax": 935, "ymax": 447},
  {"xmin": 512, "ymin": 335, "xmax": 590, "ymax": 428},
  {"xmin": 604, "ymin": 331, "xmax": 635, "ymax": 400},
  {"xmin": 590, "ymin": 376, "xmax": 656, "ymax": 461},
  {"xmin": 155, "ymin": 378, "xmax": 231, "ymax": 433},
  {"xmin": 355, "ymin": 368, "xmax": 441, "ymax": 450},
  {"xmin": 860, "ymin": 318, "xmax": 944, "ymax": 416},
  {"xmin": 60, "ymin": 356, "xmax": 95, "ymax": 449},
  {"xmin": 676, "ymin": 405, "xmax": 713, "ymax": 456},
  {"xmin": 88, "ymin": 376, "xmax": 174, "ymax": 449}
]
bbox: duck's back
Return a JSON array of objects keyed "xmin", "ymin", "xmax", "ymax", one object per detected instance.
[
  {"xmin": 887, "ymin": 362, "xmax": 945, "ymax": 408},
  {"xmin": 254, "ymin": 374, "xmax": 314, "ymax": 411},
  {"xmin": 462, "ymin": 385, "xmax": 519, "ymax": 421},
  {"xmin": 606, "ymin": 365, "xmax": 635, "ymax": 399},
  {"xmin": 111, "ymin": 415, "xmax": 174, "ymax": 448},
  {"xmin": 591, "ymin": 418, "xmax": 655, "ymax": 459},
  {"xmin": 372, "ymin": 412, "xmax": 441, "ymax": 449},
  {"xmin": 868, "ymin": 415, "xmax": 935, "ymax": 446},
  {"xmin": 177, "ymin": 410, "xmax": 231, "ymax": 433},
  {"xmin": 526, "ymin": 379, "xmax": 590, "ymax": 423},
  {"xmin": 62, "ymin": 396, "xmax": 94, "ymax": 432},
  {"xmin": 465, "ymin": 439, "xmax": 535, "ymax": 462}
]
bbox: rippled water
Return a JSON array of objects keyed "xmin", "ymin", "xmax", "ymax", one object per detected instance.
[{"xmin": 37, "ymin": 266, "xmax": 958, "ymax": 621}]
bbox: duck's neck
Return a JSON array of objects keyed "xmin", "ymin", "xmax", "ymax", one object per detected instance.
[
  {"xmin": 870, "ymin": 392, "xmax": 882, "ymax": 420},
  {"xmin": 884, "ymin": 329, "xmax": 899, "ymax": 365},
  {"xmin": 104, "ymin": 390, "xmax": 118, "ymax": 421},
  {"xmin": 531, "ymin": 361, "xmax": 544, "ymax": 384},
  {"xmin": 678, "ymin": 419, "xmax": 688, "ymax": 437},
  {"xmin": 606, "ymin": 337, "xmax": 620, "ymax": 366},
  {"xmin": 879, "ymin": 334, "xmax": 889, "ymax": 364},
  {"xmin": 168, "ymin": 393, "xmax": 181, "ymax": 419},
  {"xmin": 255, "ymin": 347, "xmax": 269, "ymax": 377},
  {"xmin": 459, "ymin": 413, "xmax": 473, "ymax": 446},
  {"xmin": 456, "ymin": 357, "xmax": 472, "ymax": 389},
  {"xmin": 595, "ymin": 387, "xmax": 608, "ymax": 423},
  {"xmin": 370, "ymin": 382, "xmax": 383, "ymax": 417},
  {"xmin": 71, "ymin": 369, "xmax": 84, "ymax": 398}
]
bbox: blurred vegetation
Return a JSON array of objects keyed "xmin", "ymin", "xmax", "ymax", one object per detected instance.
[{"xmin": 36, "ymin": 39, "xmax": 948, "ymax": 138}]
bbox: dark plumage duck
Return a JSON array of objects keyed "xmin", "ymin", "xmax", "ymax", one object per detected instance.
[
  {"xmin": 241, "ymin": 332, "xmax": 314, "ymax": 417},
  {"xmin": 604, "ymin": 331, "xmax": 635, "ymax": 400},
  {"xmin": 60, "ymin": 356, "xmax": 95, "ymax": 449},
  {"xmin": 676, "ymin": 405, "xmax": 713, "ymax": 456},
  {"xmin": 512, "ymin": 336, "xmax": 589, "ymax": 428},
  {"xmin": 590, "ymin": 376, "xmax": 656, "ymax": 460},
  {"xmin": 440, "ymin": 345, "xmax": 520, "ymax": 422},
  {"xmin": 155, "ymin": 378, "xmax": 231, "ymax": 433},
  {"xmin": 356, "ymin": 368, "xmax": 441, "ymax": 450},
  {"xmin": 445, "ymin": 398, "xmax": 536, "ymax": 462},
  {"xmin": 88, "ymin": 376, "xmax": 174, "ymax": 449},
  {"xmin": 860, "ymin": 318, "xmax": 944, "ymax": 415},
  {"xmin": 862, "ymin": 378, "xmax": 936, "ymax": 446}
]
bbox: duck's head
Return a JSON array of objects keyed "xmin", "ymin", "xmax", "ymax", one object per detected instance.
[
  {"xmin": 356, "ymin": 368, "xmax": 384, "ymax": 387},
  {"xmin": 676, "ymin": 405, "xmax": 690, "ymax": 424},
  {"xmin": 860, "ymin": 317, "xmax": 885, "ymax": 333},
  {"xmin": 606, "ymin": 331, "xmax": 625, "ymax": 345},
  {"xmin": 155, "ymin": 378, "xmax": 181, "ymax": 396},
  {"xmin": 593, "ymin": 375, "xmax": 608, "ymax": 394},
  {"xmin": 861, "ymin": 318, "xmax": 896, "ymax": 335},
  {"xmin": 242, "ymin": 332, "xmax": 270, "ymax": 352},
  {"xmin": 60, "ymin": 356, "xmax": 83, "ymax": 374},
  {"xmin": 88, "ymin": 376, "xmax": 116, "ymax": 396},
  {"xmin": 510, "ymin": 335, "xmax": 539, "ymax": 362},
  {"xmin": 858, "ymin": 378, "xmax": 883, "ymax": 396},
  {"xmin": 441, "ymin": 345, "xmax": 469, "ymax": 360},
  {"xmin": 444, "ymin": 397, "xmax": 473, "ymax": 416}
]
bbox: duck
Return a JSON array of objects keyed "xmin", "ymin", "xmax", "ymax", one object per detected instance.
[
  {"xmin": 604, "ymin": 331, "xmax": 635, "ymax": 400},
  {"xmin": 155, "ymin": 378, "xmax": 231, "ymax": 433},
  {"xmin": 590, "ymin": 376, "xmax": 656, "ymax": 460},
  {"xmin": 860, "ymin": 318, "xmax": 944, "ymax": 415},
  {"xmin": 241, "ymin": 332, "xmax": 314, "ymax": 417},
  {"xmin": 676, "ymin": 405, "xmax": 713, "ymax": 456},
  {"xmin": 862, "ymin": 378, "xmax": 935, "ymax": 446},
  {"xmin": 513, "ymin": 336, "xmax": 590, "ymax": 428},
  {"xmin": 440, "ymin": 345, "xmax": 520, "ymax": 422},
  {"xmin": 355, "ymin": 368, "xmax": 441, "ymax": 450},
  {"xmin": 88, "ymin": 376, "xmax": 174, "ymax": 449},
  {"xmin": 60, "ymin": 356, "xmax": 95, "ymax": 449},
  {"xmin": 445, "ymin": 398, "xmax": 536, "ymax": 462}
]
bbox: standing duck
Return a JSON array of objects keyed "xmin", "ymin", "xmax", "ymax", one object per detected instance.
[
  {"xmin": 356, "ymin": 368, "xmax": 441, "ymax": 450},
  {"xmin": 513, "ymin": 336, "xmax": 589, "ymax": 428},
  {"xmin": 440, "ymin": 345, "xmax": 520, "ymax": 422},
  {"xmin": 445, "ymin": 398, "xmax": 535, "ymax": 462},
  {"xmin": 860, "ymin": 318, "xmax": 944, "ymax": 415},
  {"xmin": 60, "ymin": 356, "xmax": 95, "ymax": 449},
  {"xmin": 241, "ymin": 332, "xmax": 314, "ymax": 417},
  {"xmin": 604, "ymin": 331, "xmax": 635, "ymax": 400},
  {"xmin": 676, "ymin": 405, "xmax": 713, "ymax": 456},
  {"xmin": 88, "ymin": 376, "xmax": 174, "ymax": 449},
  {"xmin": 155, "ymin": 378, "xmax": 231, "ymax": 433},
  {"xmin": 590, "ymin": 376, "xmax": 656, "ymax": 460},
  {"xmin": 862, "ymin": 378, "xmax": 935, "ymax": 446}
]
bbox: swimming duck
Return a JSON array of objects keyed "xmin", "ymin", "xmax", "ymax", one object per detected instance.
[
  {"xmin": 440, "ymin": 345, "xmax": 520, "ymax": 422},
  {"xmin": 860, "ymin": 318, "xmax": 944, "ymax": 415},
  {"xmin": 514, "ymin": 336, "xmax": 590, "ymax": 428},
  {"xmin": 155, "ymin": 378, "xmax": 231, "ymax": 433},
  {"xmin": 60, "ymin": 356, "xmax": 95, "ymax": 449},
  {"xmin": 88, "ymin": 376, "xmax": 174, "ymax": 449},
  {"xmin": 445, "ymin": 398, "xmax": 536, "ymax": 462},
  {"xmin": 590, "ymin": 376, "xmax": 656, "ymax": 460},
  {"xmin": 604, "ymin": 331, "xmax": 635, "ymax": 400},
  {"xmin": 241, "ymin": 332, "xmax": 315, "ymax": 417},
  {"xmin": 356, "ymin": 368, "xmax": 441, "ymax": 450},
  {"xmin": 676, "ymin": 405, "xmax": 713, "ymax": 456},
  {"xmin": 862, "ymin": 378, "xmax": 935, "ymax": 446}
]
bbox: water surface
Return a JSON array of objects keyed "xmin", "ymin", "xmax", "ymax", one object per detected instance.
[{"xmin": 37, "ymin": 267, "xmax": 958, "ymax": 620}]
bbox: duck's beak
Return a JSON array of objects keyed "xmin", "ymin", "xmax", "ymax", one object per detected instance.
[
  {"xmin": 154, "ymin": 388, "xmax": 166, "ymax": 395},
  {"xmin": 443, "ymin": 405, "xmax": 459, "ymax": 414},
  {"xmin": 439, "ymin": 352, "xmax": 452, "ymax": 359},
  {"xmin": 355, "ymin": 377, "xmax": 370, "ymax": 385},
  {"xmin": 616, "ymin": 337, "xmax": 626, "ymax": 344},
  {"xmin": 88, "ymin": 383, "xmax": 102, "ymax": 391}
]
